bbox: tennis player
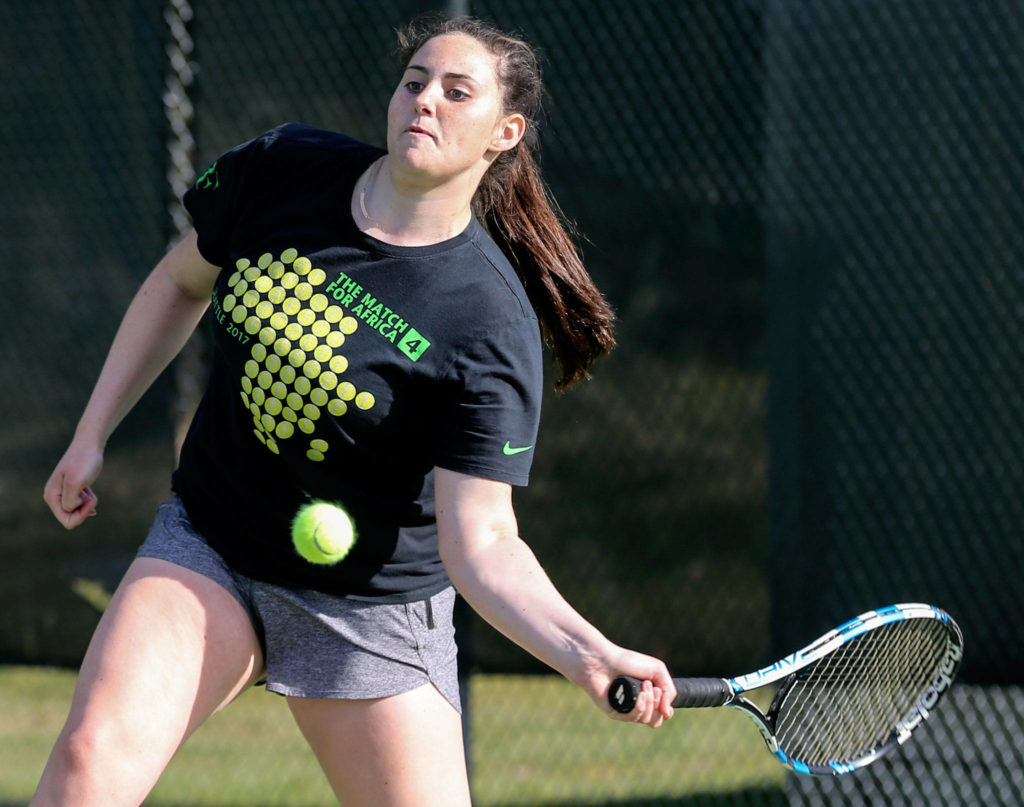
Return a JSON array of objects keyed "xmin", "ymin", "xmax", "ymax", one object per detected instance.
[{"xmin": 34, "ymin": 15, "xmax": 675, "ymax": 807}]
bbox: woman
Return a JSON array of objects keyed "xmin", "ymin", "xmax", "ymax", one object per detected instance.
[{"xmin": 35, "ymin": 15, "xmax": 675, "ymax": 807}]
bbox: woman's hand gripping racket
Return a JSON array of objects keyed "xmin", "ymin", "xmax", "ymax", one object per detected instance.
[{"xmin": 608, "ymin": 603, "xmax": 963, "ymax": 775}]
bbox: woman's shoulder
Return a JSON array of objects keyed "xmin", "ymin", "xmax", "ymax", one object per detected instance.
[
  {"xmin": 249, "ymin": 123, "xmax": 384, "ymax": 162},
  {"xmin": 460, "ymin": 221, "xmax": 536, "ymax": 323},
  {"xmin": 211, "ymin": 123, "xmax": 384, "ymax": 193}
]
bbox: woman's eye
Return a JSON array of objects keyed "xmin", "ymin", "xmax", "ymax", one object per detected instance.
[
  {"xmin": 448, "ymin": 88, "xmax": 468, "ymax": 101},
  {"xmin": 405, "ymin": 81, "xmax": 424, "ymax": 92}
]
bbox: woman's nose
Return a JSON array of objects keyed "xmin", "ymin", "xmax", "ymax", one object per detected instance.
[{"xmin": 413, "ymin": 84, "xmax": 440, "ymax": 115}]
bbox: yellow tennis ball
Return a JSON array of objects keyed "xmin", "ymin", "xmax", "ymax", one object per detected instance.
[{"xmin": 291, "ymin": 501, "xmax": 356, "ymax": 565}]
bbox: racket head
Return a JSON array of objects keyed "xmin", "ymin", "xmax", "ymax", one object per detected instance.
[{"xmin": 758, "ymin": 604, "xmax": 963, "ymax": 775}]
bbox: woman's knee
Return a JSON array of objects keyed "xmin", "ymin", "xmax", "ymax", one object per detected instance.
[
  {"xmin": 50, "ymin": 717, "xmax": 110, "ymax": 781},
  {"xmin": 34, "ymin": 715, "xmax": 138, "ymax": 804}
]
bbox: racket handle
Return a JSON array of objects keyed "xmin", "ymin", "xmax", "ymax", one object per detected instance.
[{"xmin": 608, "ymin": 676, "xmax": 733, "ymax": 713}]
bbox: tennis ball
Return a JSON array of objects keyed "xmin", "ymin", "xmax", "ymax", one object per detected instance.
[{"xmin": 291, "ymin": 501, "xmax": 356, "ymax": 565}]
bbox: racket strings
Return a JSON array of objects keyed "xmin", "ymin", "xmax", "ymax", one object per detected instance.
[
  {"xmin": 779, "ymin": 631, "xmax": 919, "ymax": 764},
  {"xmin": 793, "ymin": 624, "xmax": 940, "ymax": 758},
  {"xmin": 773, "ymin": 619, "xmax": 951, "ymax": 768}
]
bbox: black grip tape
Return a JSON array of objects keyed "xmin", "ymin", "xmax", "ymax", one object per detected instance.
[
  {"xmin": 672, "ymin": 677, "xmax": 733, "ymax": 708},
  {"xmin": 608, "ymin": 676, "xmax": 732, "ymax": 713}
]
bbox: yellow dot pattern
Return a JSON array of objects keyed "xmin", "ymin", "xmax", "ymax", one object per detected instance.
[{"xmin": 229, "ymin": 251, "xmax": 376, "ymax": 461}]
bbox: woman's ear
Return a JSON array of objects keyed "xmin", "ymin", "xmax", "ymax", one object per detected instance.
[{"xmin": 490, "ymin": 112, "xmax": 527, "ymax": 153}]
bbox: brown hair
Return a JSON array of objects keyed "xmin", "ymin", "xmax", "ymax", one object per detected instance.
[{"xmin": 397, "ymin": 15, "xmax": 616, "ymax": 390}]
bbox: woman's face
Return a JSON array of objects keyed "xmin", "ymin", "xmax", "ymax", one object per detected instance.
[{"xmin": 387, "ymin": 33, "xmax": 517, "ymax": 185}]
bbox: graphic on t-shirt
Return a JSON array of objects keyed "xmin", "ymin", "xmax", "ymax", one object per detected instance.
[
  {"xmin": 325, "ymin": 271, "xmax": 432, "ymax": 362},
  {"xmin": 196, "ymin": 161, "xmax": 219, "ymax": 190},
  {"xmin": 212, "ymin": 249, "xmax": 377, "ymax": 462}
]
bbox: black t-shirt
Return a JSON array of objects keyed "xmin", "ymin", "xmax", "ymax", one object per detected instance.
[{"xmin": 173, "ymin": 123, "xmax": 543, "ymax": 601}]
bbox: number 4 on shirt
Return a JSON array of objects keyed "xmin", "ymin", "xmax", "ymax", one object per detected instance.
[{"xmin": 398, "ymin": 329, "xmax": 431, "ymax": 362}]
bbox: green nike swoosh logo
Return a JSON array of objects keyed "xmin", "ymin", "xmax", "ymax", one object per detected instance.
[{"xmin": 503, "ymin": 442, "xmax": 533, "ymax": 456}]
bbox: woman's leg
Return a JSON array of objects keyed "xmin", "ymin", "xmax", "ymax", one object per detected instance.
[
  {"xmin": 287, "ymin": 683, "xmax": 472, "ymax": 807},
  {"xmin": 31, "ymin": 557, "xmax": 264, "ymax": 807}
]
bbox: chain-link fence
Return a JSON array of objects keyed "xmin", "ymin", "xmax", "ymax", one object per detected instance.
[
  {"xmin": 764, "ymin": 3, "xmax": 1024, "ymax": 803},
  {"xmin": 3, "ymin": 1, "xmax": 1023, "ymax": 804}
]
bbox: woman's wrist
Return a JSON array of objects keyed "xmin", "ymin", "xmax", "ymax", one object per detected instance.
[
  {"xmin": 551, "ymin": 624, "xmax": 618, "ymax": 688},
  {"xmin": 71, "ymin": 417, "xmax": 111, "ymax": 454}
]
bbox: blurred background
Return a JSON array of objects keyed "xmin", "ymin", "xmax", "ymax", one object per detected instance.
[{"xmin": 2, "ymin": 0, "xmax": 1022, "ymax": 805}]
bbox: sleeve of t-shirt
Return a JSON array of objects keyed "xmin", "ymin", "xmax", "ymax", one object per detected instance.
[
  {"xmin": 182, "ymin": 129, "xmax": 271, "ymax": 266},
  {"xmin": 433, "ymin": 317, "xmax": 544, "ymax": 486}
]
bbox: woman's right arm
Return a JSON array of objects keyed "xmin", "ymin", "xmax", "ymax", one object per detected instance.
[{"xmin": 43, "ymin": 229, "xmax": 220, "ymax": 529}]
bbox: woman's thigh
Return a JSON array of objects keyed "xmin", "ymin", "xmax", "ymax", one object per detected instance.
[
  {"xmin": 71, "ymin": 557, "xmax": 264, "ymax": 733},
  {"xmin": 34, "ymin": 557, "xmax": 264, "ymax": 805},
  {"xmin": 287, "ymin": 683, "xmax": 472, "ymax": 807}
]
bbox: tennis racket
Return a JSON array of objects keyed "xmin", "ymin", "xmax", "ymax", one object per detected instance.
[{"xmin": 608, "ymin": 603, "xmax": 963, "ymax": 775}]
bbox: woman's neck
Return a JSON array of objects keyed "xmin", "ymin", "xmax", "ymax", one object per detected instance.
[{"xmin": 354, "ymin": 156, "xmax": 476, "ymax": 247}]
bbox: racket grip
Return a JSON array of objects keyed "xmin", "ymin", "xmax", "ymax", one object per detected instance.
[
  {"xmin": 608, "ymin": 676, "xmax": 733, "ymax": 713},
  {"xmin": 672, "ymin": 677, "xmax": 733, "ymax": 708}
]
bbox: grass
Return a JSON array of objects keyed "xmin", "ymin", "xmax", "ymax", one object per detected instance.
[{"xmin": 0, "ymin": 666, "xmax": 784, "ymax": 806}]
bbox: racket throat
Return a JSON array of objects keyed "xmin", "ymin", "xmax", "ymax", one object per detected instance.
[{"xmin": 728, "ymin": 695, "xmax": 781, "ymax": 755}]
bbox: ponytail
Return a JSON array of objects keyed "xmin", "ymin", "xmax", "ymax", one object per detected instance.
[
  {"xmin": 476, "ymin": 143, "xmax": 615, "ymax": 390},
  {"xmin": 398, "ymin": 15, "xmax": 616, "ymax": 390}
]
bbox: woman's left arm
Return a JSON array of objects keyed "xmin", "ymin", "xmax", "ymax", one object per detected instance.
[{"xmin": 435, "ymin": 467, "xmax": 676, "ymax": 727}]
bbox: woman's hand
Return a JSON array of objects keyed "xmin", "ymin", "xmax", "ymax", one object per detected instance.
[
  {"xmin": 582, "ymin": 646, "xmax": 677, "ymax": 728},
  {"xmin": 43, "ymin": 440, "xmax": 103, "ymax": 529}
]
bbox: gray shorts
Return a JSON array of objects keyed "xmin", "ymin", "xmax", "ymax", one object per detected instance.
[{"xmin": 136, "ymin": 497, "xmax": 460, "ymax": 712}]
